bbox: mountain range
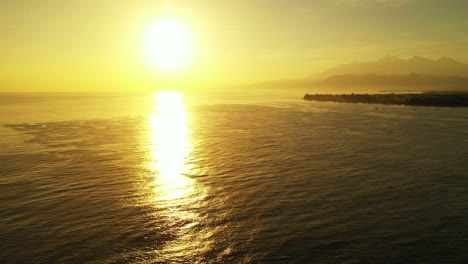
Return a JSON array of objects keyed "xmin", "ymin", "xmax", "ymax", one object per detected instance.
[
  {"xmin": 320, "ymin": 74, "xmax": 468, "ymax": 90},
  {"xmin": 316, "ymin": 56, "xmax": 468, "ymax": 79},
  {"xmin": 249, "ymin": 56, "xmax": 468, "ymax": 91}
]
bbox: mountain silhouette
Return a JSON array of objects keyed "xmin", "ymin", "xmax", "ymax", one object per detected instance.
[
  {"xmin": 319, "ymin": 74, "xmax": 468, "ymax": 90},
  {"xmin": 242, "ymin": 56, "xmax": 468, "ymax": 92},
  {"xmin": 316, "ymin": 56, "xmax": 468, "ymax": 78}
]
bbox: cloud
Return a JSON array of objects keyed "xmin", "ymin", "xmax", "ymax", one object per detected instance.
[{"xmin": 336, "ymin": 0, "xmax": 415, "ymax": 7}]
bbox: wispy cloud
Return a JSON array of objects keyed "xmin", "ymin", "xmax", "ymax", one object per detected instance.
[{"xmin": 336, "ymin": 0, "xmax": 416, "ymax": 7}]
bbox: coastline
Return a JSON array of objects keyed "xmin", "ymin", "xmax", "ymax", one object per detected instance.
[{"xmin": 303, "ymin": 93, "xmax": 468, "ymax": 107}]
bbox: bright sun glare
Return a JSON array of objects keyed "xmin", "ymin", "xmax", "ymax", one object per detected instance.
[
  {"xmin": 144, "ymin": 18, "xmax": 193, "ymax": 72},
  {"xmin": 149, "ymin": 91, "xmax": 194, "ymax": 201}
]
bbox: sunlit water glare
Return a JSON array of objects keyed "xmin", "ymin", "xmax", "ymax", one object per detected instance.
[
  {"xmin": 146, "ymin": 92, "xmax": 210, "ymax": 258},
  {"xmin": 149, "ymin": 91, "xmax": 196, "ymax": 202}
]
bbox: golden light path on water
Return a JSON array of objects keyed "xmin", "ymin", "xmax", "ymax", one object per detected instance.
[
  {"xmin": 149, "ymin": 91, "xmax": 194, "ymax": 202},
  {"xmin": 146, "ymin": 91, "xmax": 211, "ymax": 259}
]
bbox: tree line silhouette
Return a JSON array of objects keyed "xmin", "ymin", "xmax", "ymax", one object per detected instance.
[{"xmin": 303, "ymin": 93, "xmax": 468, "ymax": 107}]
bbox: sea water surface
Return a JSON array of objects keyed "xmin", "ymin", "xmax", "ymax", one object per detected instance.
[{"xmin": 1, "ymin": 91, "xmax": 467, "ymax": 263}]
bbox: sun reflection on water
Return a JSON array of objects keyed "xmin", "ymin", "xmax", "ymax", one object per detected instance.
[
  {"xmin": 149, "ymin": 91, "xmax": 194, "ymax": 202},
  {"xmin": 143, "ymin": 91, "xmax": 213, "ymax": 259},
  {"xmin": 147, "ymin": 91, "xmax": 204, "ymax": 208}
]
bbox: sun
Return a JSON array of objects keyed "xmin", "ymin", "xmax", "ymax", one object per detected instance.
[{"xmin": 143, "ymin": 17, "xmax": 193, "ymax": 72}]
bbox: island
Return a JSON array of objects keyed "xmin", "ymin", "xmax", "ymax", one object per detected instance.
[{"xmin": 303, "ymin": 92, "xmax": 468, "ymax": 107}]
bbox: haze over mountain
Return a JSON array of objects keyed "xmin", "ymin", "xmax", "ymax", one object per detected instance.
[
  {"xmin": 316, "ymin": 56, "xmax": 468, "ymax": 79},
  {"xmin": 247, "ymin": 56, "xmax": 468, "ymax": 92},
  {"xmin": 319, "ymin": 74, "xmax": 468, "ymax": 91}
]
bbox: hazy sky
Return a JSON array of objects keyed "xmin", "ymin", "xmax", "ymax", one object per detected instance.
[{"xmin": 1, "ymin": 0, "xmax": 468, "ymax": 91}]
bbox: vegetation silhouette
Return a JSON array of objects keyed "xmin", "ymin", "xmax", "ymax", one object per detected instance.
[{"xmin": 303, "ymin": 93, "xmax": 468, "ymax": 107}]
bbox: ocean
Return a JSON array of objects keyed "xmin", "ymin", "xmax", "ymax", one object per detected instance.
[{"xmin": 1, "ymin": 91, "xmax": 467, "ymax": 263}]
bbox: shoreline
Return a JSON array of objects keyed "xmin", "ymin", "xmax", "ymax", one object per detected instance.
[{"xmin": 303, "ymin": 93, "xmax": 468, "ymax": 107}]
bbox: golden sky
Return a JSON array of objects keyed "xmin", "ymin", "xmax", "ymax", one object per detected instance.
[{"xmin": 1, "ymin": 0, "xmax": 468, "ymax": 92}]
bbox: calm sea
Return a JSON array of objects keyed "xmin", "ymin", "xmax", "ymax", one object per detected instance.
[{"xmin": 1, "ymin": 91, "xmax": 467, "ymax": 263}]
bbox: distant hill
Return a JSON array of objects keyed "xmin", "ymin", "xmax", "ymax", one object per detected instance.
[
  {"xmin": 243, "ymin": 56, "xmax": 468, "ymax": 92},
  {"xmin": 319, "ymin": 74, "xmax": 468, "ymax": 90},
  {"xmin": 316, "ymin": 56, "xmax": 468, "ymax": 78}
]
